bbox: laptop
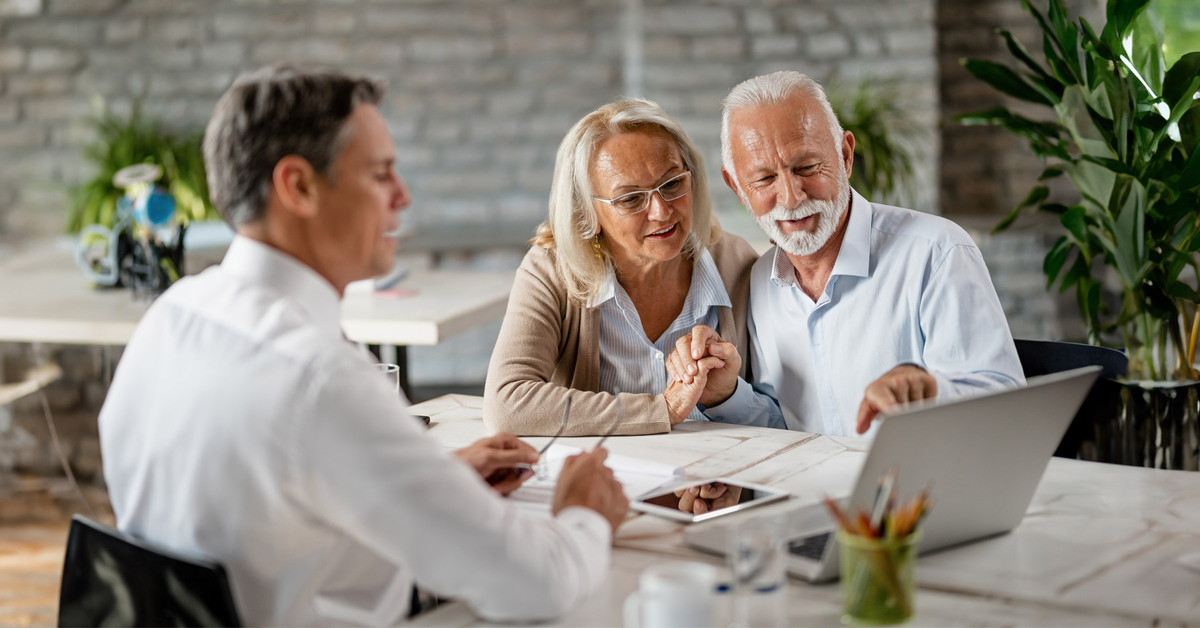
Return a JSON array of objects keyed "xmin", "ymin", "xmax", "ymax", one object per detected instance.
[{"xmin": 684, "ymin": 365, "xmax": 1101, "ymax": 583}]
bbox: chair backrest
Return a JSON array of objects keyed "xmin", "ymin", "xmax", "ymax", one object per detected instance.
[
  {"xmin": 57, "ymin": 515, "xmax": 242, "ymax": 627},
  {"xmin": 1012, "ymin": 339, "xmax": 1127, "ymax": 459}
]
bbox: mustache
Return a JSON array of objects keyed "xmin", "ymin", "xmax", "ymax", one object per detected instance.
[{"xmin": 764, "ymin": 198, "xmax": 836, "ymax": 222}]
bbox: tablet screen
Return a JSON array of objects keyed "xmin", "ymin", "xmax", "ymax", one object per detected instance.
[{"xmin": 632, "ymin": 479, "xmax": 788, "ymax": 523}]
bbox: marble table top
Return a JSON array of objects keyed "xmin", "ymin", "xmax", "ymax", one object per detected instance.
[
  {"xmin": 409, "ymin": 394, "xmax": 1200, "ymax": 627},
  {"xmin": 0, "ymin": 239, "xmax": 513, "ymax": 347}
]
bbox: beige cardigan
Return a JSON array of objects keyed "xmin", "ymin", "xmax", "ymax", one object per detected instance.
[{"xmin": 483, "ymin": 231, "xmax": 759, "ymax": 436}]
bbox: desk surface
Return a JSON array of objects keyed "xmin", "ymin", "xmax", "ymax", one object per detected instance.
[
  {"xmin": 0, "ymin": 240, "xmax": 513, "ymax": 347},
  {"xmin": 409, "ymin": 394, "xmax": 1200, "ymax": 627}
]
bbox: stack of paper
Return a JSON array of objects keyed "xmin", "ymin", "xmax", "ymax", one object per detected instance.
[{"xmin": 507, "ymin": 444, "xmax": 684, "ymax": 513}]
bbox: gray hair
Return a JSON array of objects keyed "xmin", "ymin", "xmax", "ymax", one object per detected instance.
[
  {"xmin": 533, "ymin": 98, "xmax": 719, "ymax": 304},
  {"xmin": 720, "ymin": 71, "xmax": 843, "ymax": 194},
  {"xmin": 202, "ymin": 64, "xmax": 385, "ymax": 228}
]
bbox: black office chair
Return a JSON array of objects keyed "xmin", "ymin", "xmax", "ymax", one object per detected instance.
[
  {"xmin": 57, "ymin": 515, "xmax": 242, "ymax": 627},
  {"xmin": 1013, "ymin": 339, "xmax": 1127, "ymax": 460}
]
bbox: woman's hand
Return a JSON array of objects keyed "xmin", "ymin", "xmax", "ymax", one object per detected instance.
[
  {"xmin": 666, "ymin": 325, "xmax": 742, "ymax": 407},
  {"xmin": 662, "ymin": 354, "xmax": 723, "ymax": 425}
]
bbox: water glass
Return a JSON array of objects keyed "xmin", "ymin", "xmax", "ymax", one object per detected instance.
[
  {"xmin": 837, "ymin": 530, "xmax": 920, "ymax": 625},
  {"xmin": 728, "ymin": 518, "xmax": 785, "ymax": 627},
  {"xmin": 374, "ymin": 363, "xmax": 400, "ymax": 394}
]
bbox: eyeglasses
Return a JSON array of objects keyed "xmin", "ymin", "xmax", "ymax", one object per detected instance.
[
  {"xmin": 592, "ymin": 171, "xmax": 692, "ymax": 216},
  {"xmin": 518, "ymin": 396, "xmax": 571, "ymax": 480}
]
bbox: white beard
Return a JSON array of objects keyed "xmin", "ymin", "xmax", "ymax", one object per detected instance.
[{"xmin": 753, "ymin": 175, "xmax": 851, "ymax": 257}]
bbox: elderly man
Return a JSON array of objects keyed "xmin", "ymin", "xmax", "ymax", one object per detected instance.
[
  {"xmin": 99, "ymin": 65, "xmax": 628, "ymax": 627},
  {"xmin": 669, "ymin": 71, "xmax": 1023, "ymax": 437}
]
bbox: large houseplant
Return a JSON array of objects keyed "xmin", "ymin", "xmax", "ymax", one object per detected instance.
[{"xmin": 958, "ymin": 0, "xmax": 1200, "ymax": 382}]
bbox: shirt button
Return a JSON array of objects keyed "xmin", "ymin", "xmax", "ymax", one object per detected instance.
[{"xmin": 655, "ymin": 352, "xmax": 663, "ymax": 361}]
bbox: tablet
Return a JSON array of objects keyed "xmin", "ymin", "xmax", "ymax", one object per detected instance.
[{"xmin": 631, "ymin": 478, "xmax": 789, "ymax": 523}]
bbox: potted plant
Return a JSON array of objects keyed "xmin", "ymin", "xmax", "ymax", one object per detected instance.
[
  {"xmin": 72, "ymin": 102, "xmax": 216, "ymax": 233},
  {"xmin": 957, "ymin": 0, "xmax": 1200, "ymax": 469}
]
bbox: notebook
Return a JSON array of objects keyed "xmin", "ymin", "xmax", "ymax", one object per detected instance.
[{"xmin": 684, "ymin": 366, "xmax": 1102, "ymax": 583}]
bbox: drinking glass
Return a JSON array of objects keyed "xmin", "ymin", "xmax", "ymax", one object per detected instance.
[
  {"xmin": 728, "ymin": 518, "xmax": 785, "ymax": 627},
  {"xmin": 374, "ymin": 363, "xmax": 400, "ymax": 394}
]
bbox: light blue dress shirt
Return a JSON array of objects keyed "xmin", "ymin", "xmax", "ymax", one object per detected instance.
[
  {"xmin": 705, "ymin": 189, "xmax": 1025, "ymax": 437},
  {"xmin": 592, "ymin": 249, "xmax": 731, "ymax": 423}
]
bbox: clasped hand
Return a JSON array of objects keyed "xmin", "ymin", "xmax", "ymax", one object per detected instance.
[{"xmin": 663, "ymin": 325, "xmax": 742, "ymax": 424}]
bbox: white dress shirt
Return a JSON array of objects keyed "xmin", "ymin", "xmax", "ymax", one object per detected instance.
[
  {"xmin": 100, "ymin": 236, "xmax": 611, "ymax": 627},
  {"xmin": 706, "ymin": 189, "xmax": 1024, "ymax": 437},
  {"xmin": 593, "ymin": 249, "xmax": 742, "ymax": 423}
]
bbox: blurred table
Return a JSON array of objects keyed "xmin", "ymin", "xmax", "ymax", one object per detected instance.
[
  {"xmin": 409, "ymin": 394, "xmax": 1200, "ymax": 626},
  {"xmin": 0, "ymin": 240, "xmax": 514, "ymax": 392}
]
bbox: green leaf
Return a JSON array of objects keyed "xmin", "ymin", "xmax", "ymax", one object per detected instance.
[
  {"xmin": 961, "ymin": 59, "xmax": 1054, "ymax": 105},
  {"xmin": 1103, "ymin": 0, "xmax": 1152, "ymax": 50},
  {"xmin": 999, "ymin": 29, "xmax": 1062, "ymax": 94},
  {"xmin": 1038, "ymin": 166, "xmax": 1065, "ymax": 180},
  {"xmin": 1043, "ymin": 235, "xmax": 1072, "ymax": 286},
  {"xmin": 1061, "ymin": 204, "xmax": 1091, "ymax": 248},
  {"xmin": 1164, "ymin": 52, "xmax": 1200, "ymax": 108}
]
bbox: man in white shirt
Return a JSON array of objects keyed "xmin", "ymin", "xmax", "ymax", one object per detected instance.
[
  {"xmin": 99, "ymin": 65, "xmax": 628, "ymax": 627},
  {"xmin": 668, "ymin": 71, "xmax": 1024, "ymax": 437}
]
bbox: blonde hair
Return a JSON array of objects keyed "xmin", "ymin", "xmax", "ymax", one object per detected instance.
[{"xmin": 533, "ymin": 98, "xmax": 719, "ymax": 304}]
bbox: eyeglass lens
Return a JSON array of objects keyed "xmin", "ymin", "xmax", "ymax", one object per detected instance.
[{"xmin": 608, "ymin": 172, "xmax": 690, "ymax": 215}]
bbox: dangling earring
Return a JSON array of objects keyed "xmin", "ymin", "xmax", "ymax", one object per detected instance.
[{"xmin": 593, "ymin": 236, "xmax": 603, "ymax": 260}]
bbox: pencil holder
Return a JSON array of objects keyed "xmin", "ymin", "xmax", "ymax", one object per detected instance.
[{"xmin": 837, "ymin": 530, "xmax": 920, "ymax": 625}]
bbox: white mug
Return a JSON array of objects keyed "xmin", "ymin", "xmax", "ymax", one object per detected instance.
[{"xmin": 623, "ymin": 561, "xmax": 718, "ymax": 628}]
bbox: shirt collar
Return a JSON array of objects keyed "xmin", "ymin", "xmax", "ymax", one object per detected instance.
[
  {"xmin": 220, "ymin": 235, "xmax": 344, "ymax": 337},
  {"xmin": 586, "ymin": 249, "xmax": 730, "ymax": 313},
  {"xmin": 769, "ymin": 187, "xmax": 873, "ymax": 288}
]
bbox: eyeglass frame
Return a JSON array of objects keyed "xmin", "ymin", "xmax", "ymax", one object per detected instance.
[{"xmin": 591, "ymin": 171, "xmax": 692, "ymax": 216}]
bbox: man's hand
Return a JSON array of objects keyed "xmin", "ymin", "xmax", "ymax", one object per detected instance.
[
  {"xmin": 453, "ymin": 433, "xmax": 539, "ymax": 496},
  {"xmin": 552, "ymin": 448, "xmax": 630, "ymax": 533},
  {"xmin": 665, "ymin": 325, "xmax": 742, "ymax": 407},
  {"xmin": 855, "ymin": 364, "xmax": 938, "ymax": 434},
  {"xmin": 674, "ymin": 481, "xmax": 742, "ymax": 515}
]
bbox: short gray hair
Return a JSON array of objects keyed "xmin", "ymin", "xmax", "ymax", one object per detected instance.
[
  {"xmin": 202, "ymin": 64, "xmax": 385, "ymax": 228},
  {"xmin": 533, "ymin": 98, "xmax": 718, "ymax": 304},
  {"xmin": 720, "ymin": 71, "xmax": 843, "ymax": 190}
]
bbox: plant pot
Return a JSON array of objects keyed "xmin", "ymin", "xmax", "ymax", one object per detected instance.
[{"xmin": 1078, "ymin": 379, "xmax": 1200, "ymax": 471}]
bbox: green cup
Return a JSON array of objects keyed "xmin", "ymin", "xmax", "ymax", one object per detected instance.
[{"xmin": 837, "ymin": 530, "xmax": 921, "ymax": 625}]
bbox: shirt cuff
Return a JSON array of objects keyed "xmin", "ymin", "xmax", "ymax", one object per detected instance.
[{"xmin": 701, "ymin": 378, "xmax": 754, "ymax": 420}]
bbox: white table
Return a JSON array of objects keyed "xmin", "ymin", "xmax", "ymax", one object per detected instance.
[
  {"xmin": 408, "ymin": 394, "xmax": 1200, "ymax": 627},
  {"xmin": 0, "ymin": 240, "xmax": 514, "ymax": 391}
]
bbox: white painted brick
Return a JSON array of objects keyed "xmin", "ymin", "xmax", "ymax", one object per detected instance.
[
  {"xmin": 212, "ymin": 11, "xmax": 306, "ymax": 38},
  {"xmin": 147, "ymin": 45, "xmax": 197, "ymax": 69},
  {"xmin": 0, "ymin": 101, "xmax": 18, "ymax": 122},
  {"xmin": 500, "ymin": 5, "xmax": 586, "ymax": 29},
  {"xmin": 47, "ymin": 0, "xmax": 120, "ymax": 14},
  {"xmin": 313, "ymin": 10, "xmax": 356, "ymax": 34},
  {"xmin": 104, "ymin": 19, "xmax": 144, "ymax": 44},
  {"xmin": 0, "ymin": 125, "xmax": 47, "ymax": 149},
  {"xmin": 803, "ymin": 32, "xmax": 852, "ymax": 59},
  {"xmin": 252, "ymin": 39, "xmax": 352, "ymax": 66},
  {"xmin": 5, "ymin": 20, "xmax": 102, "ymax": 45},
  {"xmin": 505, "ymin": 31, "xmax": 591, "ymax": 56},
  {"xmin": 123, "ymin": 0, "xmax": 187, "ymax": 14},
  {"xmin": 408, "ymin": 36, "xmax": 496, "ymax": 62},
  {"xmin": 885, "ymin": 28, "xmax": 934, "ymax": 55},
  {"xmin": 6, "ymin": 73, "xmax": 73, "ymax": 95},
  {"xmin": 366, "ymin": 7, "xmax": 493, "ymax": 33},
  {"xmin": 199, "ymin": 41, "xmax": 246, "ymax": 67},
  {"xmin": 354, "ymin": 41, "xmax": 403, "ymax": 66},
  {"xmin": 26, "ymin": 46, "xmax": 83, "ymax": 72},
  {"xmin": 645, "ymin": 62, "xmax": 736, "ymax": 89},
  {"xmin": 690, "ymin": 36, "xmax": 743, "ymax": 60},
  {"xmin": 0, "ymin": 46, "xmax": 26, "ymax": 71},
  {"xmin": 743, "ymin": 8, "xmax": 775, "ymax": 34},
  {"xmin": 0, "ymin": 0, "xmax": 40, "ymax": 16},
  {"xmin": 643, "ymin": 6, "xmax": 736, "ymax": 34},
  {"xmin": 751, "ymin": 34, "xmax": 800, "ymax": 58},
  {"xmin": 485, "ymin": 90, "xmax": 535, "ymax": 115},
  {"xmin": 21, "ymin": 96, "xmax": 93, "ymax": 121},
  {"xmin": 779, "ymin": 7, "xmax": 833, "ymax": 31},
  {"xmin": 147, "ymin": 16, "xmax": 208, "ymax": 43}
]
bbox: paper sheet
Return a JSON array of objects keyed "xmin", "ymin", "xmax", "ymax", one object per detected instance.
[{"xmin": 507, "ymin": 443, "xmax": 685, "ymax": 515}]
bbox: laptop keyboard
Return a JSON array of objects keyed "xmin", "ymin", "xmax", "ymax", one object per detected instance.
[{"xmin": 787, "ymin": 531, "xmax": 831, "ymax": 560}]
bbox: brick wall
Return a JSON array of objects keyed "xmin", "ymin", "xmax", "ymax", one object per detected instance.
[{"xmin": 937, "ymin": 0, "xmax": 1103, "ymax": 214}]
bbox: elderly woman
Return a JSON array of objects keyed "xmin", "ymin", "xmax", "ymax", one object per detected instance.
[{"xmin": 483, "ymin": 98, "xmax": 759, "ymax": 436}]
